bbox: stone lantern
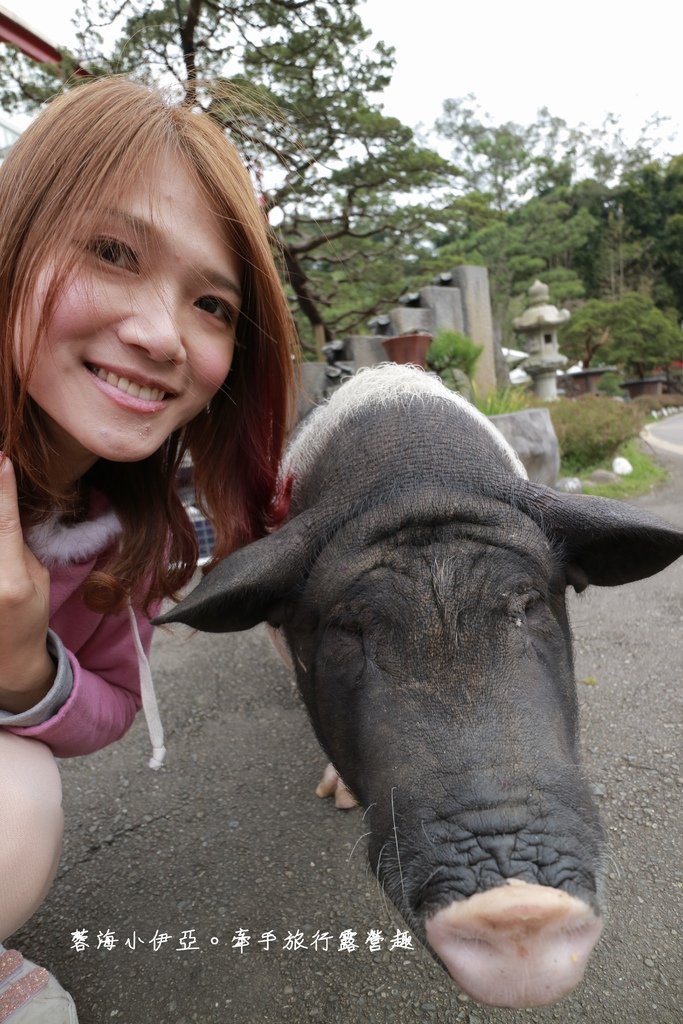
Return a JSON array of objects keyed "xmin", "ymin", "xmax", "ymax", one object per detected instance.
[{"xmin": 513, "ymin": 280, "xmax": 570, "ymax": 400}]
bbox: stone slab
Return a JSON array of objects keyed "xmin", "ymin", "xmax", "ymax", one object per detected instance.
[
  {"xmin": 451, "ymin": 266, "xmax": 497, "ymax": 397},
  {"xmin": 346, "ymin": 335, "xmax": 387, "ymax": 370},
  {"xmin": 297, "ymin": 361, "xmax": 328, "ymax": 420},
  {"xmin": 388, "ymin": 307, "xmax": 434, "ymax": 336},
  {"xmin": 418, "ymin": 286, "xmax": 465, "ymax": 335}
]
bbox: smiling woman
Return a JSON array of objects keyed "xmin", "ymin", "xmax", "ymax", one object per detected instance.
[
  {"xmin": 0, "ymin": 77, "xmax": 298, "ymax": 1024},
  {"xmin": 18, "ymin": 158, "xmax": 242, "ymax": 485}
]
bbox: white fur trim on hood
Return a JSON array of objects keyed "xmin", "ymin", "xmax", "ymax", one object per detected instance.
[{"xmin": 25, "ymin": 510, "xmax": 122, "ymax": 567}]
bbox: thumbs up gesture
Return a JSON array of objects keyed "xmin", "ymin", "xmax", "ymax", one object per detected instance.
[{"xmin": 0, "ymin": 456, "xmax": 55, "ymax": 713}]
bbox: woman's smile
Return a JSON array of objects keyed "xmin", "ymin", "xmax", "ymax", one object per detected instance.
[{"xmin": 85, "ymin": 362, "xmax": 175, "ymax": 404}]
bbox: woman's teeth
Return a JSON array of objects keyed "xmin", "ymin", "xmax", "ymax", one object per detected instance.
[{"xmin": 91, "ymin": 366, "xmax": 166, "ymax": 402}]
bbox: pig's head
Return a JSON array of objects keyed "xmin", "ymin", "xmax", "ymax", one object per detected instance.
[{"xmin": 157, "ymin": 366, "xmax": 683, "ymax": 1008}]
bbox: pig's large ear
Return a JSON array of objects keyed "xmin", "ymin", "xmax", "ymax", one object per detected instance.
[
  {"xmin": 153, "ymin": 511, "xmax": 319, "ymax": 632},
  {"xmin": 516, "ymin": 481, "xmax": 683, "ymax": 587}
]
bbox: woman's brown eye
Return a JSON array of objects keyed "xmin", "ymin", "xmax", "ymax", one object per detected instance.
[
  {"xmin": 195, "ymin": 295, "xmax": 235, "ymax": 325},
  {"xmin": 91, "ymin": 238, "xmax": 139, "ymax": 270}
]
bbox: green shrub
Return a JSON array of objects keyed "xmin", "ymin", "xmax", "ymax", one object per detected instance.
[
  {"xmin": 545, "ymin": 396, "xmax": 645, "ymax": 472},
  {"xmin": 630, "ymin": 394, "xmax": 683, "ymax": 416},
  {"xmin": 427, "ymin": 329, "xmax": 482, "ymax": 387},
  {"xmin": 596, "ymin": 371, "xmax": 622, "ymax": 396},
  {"xmin": 476, "ymin": 387, "xmax": 536, "ymax": 416},
  {"xmin": 581, "ymin": 440, "xmax": 667, "ymax": 499}
]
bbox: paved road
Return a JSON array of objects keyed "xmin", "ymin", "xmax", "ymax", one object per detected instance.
[
  {"xmin": 13, "ymin": 423, "xmax": 683, "ymax": 1024},
  {"xmin": 643, "ymin": 413, "xmax": 683, "ymax": 460}
]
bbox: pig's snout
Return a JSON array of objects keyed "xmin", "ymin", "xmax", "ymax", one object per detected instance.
[{"xmin": 424, "ymin": 879, "xmax": 603, "ymax": 1008}]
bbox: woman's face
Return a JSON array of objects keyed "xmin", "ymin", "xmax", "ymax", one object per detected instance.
[{"xmin": 16, "ymin": 155, "xmax": 241, "ymax": 487}]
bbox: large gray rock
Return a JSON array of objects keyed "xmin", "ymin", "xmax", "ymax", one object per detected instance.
[
  {"xmin": 591, "ymin": 469, "xmax": 620, "ymax": 484},
  {"xmin": 489, "ymin": 407, "xmax": 560, "ymax": 485}
]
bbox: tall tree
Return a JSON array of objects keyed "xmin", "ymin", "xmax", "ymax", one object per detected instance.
[
  {"xmin": 619, "ymin": 155, "xmax": 683, "ymax": 317},
  {"xmin": 0, "ymin": 0, "xmax": 456, "ymax": 351},
  {"xmin": 560, "ymin": 293, "xmax": 682, "ymax": 376},
  {"xmin": 430, "ymin": 98, "xmax": 678, "ymax": 358},
  {"xmin": 431, "ymin": 187, "xmax": 597, "ymax": 352},
  {"xmin": 602, "ymin": 292, "xmax": 682, "ymax": 378},
  {"xmin": 435, "ymin": 95, "xmax": 672, "ymax": 204}
]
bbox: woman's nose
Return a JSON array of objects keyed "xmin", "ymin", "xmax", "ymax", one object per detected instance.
[{"xmin": 116, "ymin": 290, "xmax": 186, "ymax": 365}]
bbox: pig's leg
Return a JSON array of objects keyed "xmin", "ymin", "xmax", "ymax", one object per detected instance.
[
  {"xmin": 315, "ymin": 763, "xmax": 359, "ymax": 809},
  {"xmin": 266, "ymin": 628, "xmax": 358, "ymax": 810}
]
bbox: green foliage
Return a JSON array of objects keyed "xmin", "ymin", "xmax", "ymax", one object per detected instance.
[
  {"xmin": 427, "ymin": 329, "xmax": 482, "ymax": 384},
  {"xmin": 605, "ymin": 293, "xmax": 681, "ymax": 376},
  {"xmin": 0, "ymin": 0, "xmax": 458, "ymax": 352},
  {"xmin": 435, "ymin": 96, "xmax": 670, "ymax": 202},
  {"xmin": 475, "ymin": 387, "xmax": 536, "ymax": 416},
  {"xmin": 428, "ymin": 98, "xmax": 682, "ymax": 363},
  {"xmin": 560, "ymin": 292, "xmax": 682, "ymax": 377},
  {"xmin": 596, "ymin": 371, "xmax": 623, "ymax": 396},
  {"xmin": 580, "ymin": 440, "xmax": 667, "ymax": 499},
  {"xmin": 546, "ymin": 397, "xmax": 645, "ymax": 471},
  {"xmin": 630, "ymin": 394, "xmax": 683, "ymax": 415},
  {"xmin": 560, "ymin": 298, "xmax": 617, "ymax": 368},
  {"xmin": 619, "ymin": 156, "xmax": 683, "ymax": 314}
]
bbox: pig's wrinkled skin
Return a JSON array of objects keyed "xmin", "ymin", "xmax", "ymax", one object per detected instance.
[{"xmin": 157, "ymin": 365, "xmax": 683, "ymax": 1008}]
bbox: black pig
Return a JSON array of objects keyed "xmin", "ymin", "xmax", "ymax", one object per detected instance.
[{"xmin": 156, "ymin": 365, "xmax": 683, "ymax": 1008}]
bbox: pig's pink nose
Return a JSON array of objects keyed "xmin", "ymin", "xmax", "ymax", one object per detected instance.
[{"xmin": 424, "ymin": 879, "xmax": 603, "ymax": 1008}]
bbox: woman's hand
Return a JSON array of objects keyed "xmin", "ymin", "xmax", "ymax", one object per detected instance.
[{"xmin": 0, "ymin": 456, "xmax": 55, "ymax": 713}]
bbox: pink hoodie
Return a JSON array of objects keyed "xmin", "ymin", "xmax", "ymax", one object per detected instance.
[{"xmin": 0, "ymin": 493, "xmax": 162, "ymax": 762}]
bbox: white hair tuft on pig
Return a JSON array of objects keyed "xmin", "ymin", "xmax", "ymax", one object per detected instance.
[{"xmin": 284, "ymin": 362, "xmax": 527, "ymax": 481}]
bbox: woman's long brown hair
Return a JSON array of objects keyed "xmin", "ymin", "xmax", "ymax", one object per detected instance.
[{"xmin": 0, "ymin": 77, "xmax": 298, "ymax": 612}]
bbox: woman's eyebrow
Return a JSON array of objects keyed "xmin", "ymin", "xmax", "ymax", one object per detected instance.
[
  {"xmin": 102, "ymin": 208, "xmax": 242, "ymax": 302},
  {"xmin": 200, "ymin": 270, "xmax": 242, "ymax": 303}
]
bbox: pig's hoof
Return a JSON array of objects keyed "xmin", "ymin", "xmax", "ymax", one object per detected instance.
[{"xmin": 315, "ymin": 763, "xmax": 358, "ymax": 809}]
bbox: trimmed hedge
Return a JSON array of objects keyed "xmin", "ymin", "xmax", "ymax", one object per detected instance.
[
  {"xmin": 630, "ymin": 394, "xmax": 683, "ymax": 416},
  {"xmin": 544, "ymin": 396, "xmax": 646, "ymax": 471}
]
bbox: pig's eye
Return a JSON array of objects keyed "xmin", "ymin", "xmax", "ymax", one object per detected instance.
[
  {"xmin": 319, "ymin": 618, "xmax": 367, "ymax": 690},
  {"xmin": 509, "ymin": 589, "xmax": 544, "ymax": 627},
  {"xmin": 522, "ymin": 590, "xmax": 543, "ymax": 611},
  {"xmin": 333, "ymin": 619, "xmax": 364, "ymax": 641}
]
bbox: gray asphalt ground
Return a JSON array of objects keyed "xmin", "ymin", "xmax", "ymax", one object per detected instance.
[{"xmin": 12, "ymin": 416, "xmax": 683, "ymax": 1024}]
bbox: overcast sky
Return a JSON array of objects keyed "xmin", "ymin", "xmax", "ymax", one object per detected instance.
[{"xmin": 4, "ymin": 0, "xmax": 682, "ymax": 155}]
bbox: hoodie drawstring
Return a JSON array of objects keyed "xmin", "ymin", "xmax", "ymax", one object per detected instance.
[{"xmin": 127, "ymin": 601, "xmax": 166, "ymax": 769}]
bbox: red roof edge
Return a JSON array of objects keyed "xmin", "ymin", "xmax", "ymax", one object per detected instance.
[{"xmin": 0, "ymin": 10, "xmax": 90, "ymax": 75}]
